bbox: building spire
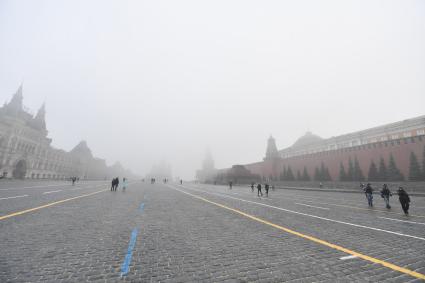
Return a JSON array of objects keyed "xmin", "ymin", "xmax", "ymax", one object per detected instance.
[
  {"xmin": 264, "ymin": 135, "xmax": 279, "ymax": 160},
  {"xmin": 34, "ymin": 102, "xmax": 46, "ymax": 130},
  {"xmin": 36, "ymin": 102, "xmax": 46, "ymax": 117},
  {"xmin": 7, "ymin": 83, "xmax": 24, "ymax": 111}
]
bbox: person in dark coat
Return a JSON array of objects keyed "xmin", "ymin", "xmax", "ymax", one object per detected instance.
[
  {"xmin": 251, "ymin": 182, "xmax": 255, "ymax": 192},
  {"xmin": 380, "ymin": 184, "xmax": 392, "ymax": 209},
  {"xmin": 229, "ymin": 181, "xmax": 233, "ymax": 190},
  {"xmin": 264, "ymin": 183, "xmax": 269, "ymax": 197},
  {"xmin": 257, "ymin": 183, "xmax": 263, "ymax": 197},
  {"xmin": 364, "ymin": 183, "xmax": 373, "ymax": 207},
  {"xmin": 397, "ymin": 187, "xmax": 410, "ymax": 215},
  {"xmin": 111, "ymin": 178, "xmax": 115, "ymax": 191},
  {"xmin": 112, "ymin": 177, "xmax": 119, "ymax": 191}
]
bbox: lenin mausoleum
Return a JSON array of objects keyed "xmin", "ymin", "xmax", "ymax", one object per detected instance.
[{"xmin": 212, "ymin": 115, "xmax": 425, "ymax": 184}]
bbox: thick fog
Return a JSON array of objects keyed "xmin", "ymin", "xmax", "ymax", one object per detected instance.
[{"xmin": 1, "ymin": 0, "xmax": 424, "ymax": 179}]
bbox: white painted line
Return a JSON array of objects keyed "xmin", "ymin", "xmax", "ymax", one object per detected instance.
[
  {"xmin": 42, "ymin": 190, "xmax": 62, "ymax": 195},
  {"xmin": 180, "ymin": 185, "xmax": 425, "ymax": 242},
  {"xmin": 70, "ymin": 187, "xmax": 84, "ymax": 191},
  {"xmin": 0, "ymin": 184, "xmax": 70, "ymax": 191},
  {"xmin": 0, "ymin": 195, "xmax": 29, "ymax": 200},
  {"xmin": 340, "ymin": 255, "xmax": 358, "ymax": 260},
  {"xmin": 378, "ymin": 217, "xmax": 425, "ymax": 226},
  {"xmin": 295, "ymin": 203, "xmax": 330, "ymax": 210},
  {"xmin": 286, "ymin": 197, "xmax": 425, "ymax": 218}
]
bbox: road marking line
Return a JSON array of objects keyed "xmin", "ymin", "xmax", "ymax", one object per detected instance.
[
  {"xmin": 183, "ymin": 186, "xmax": 425, "ymax": 241},
  {"xmin": 340, "ymin": 255, "xmax": 358, "ymax": 260},
  {"xmin": 287, "ymin": 196, "xmax": 425, "ymax": 218},
  {"xmin": 0, "ymin": 189, "xmax": 107, "ymax": 221},
  {"xmin": 378, "ymin": 217, "xmax": 425, "ymax": 225},
  {"xmin": 42, "ymin": 190, "xmax": 62, "ymax": 194},
  {"xmin": 169, "ymin": 186, "xmax": 425, "ymax": 280},
  {"xmin": 0, "ymin": 184, "xmax": 69, "ymax": 191},
  {"xmin": 218, "ymin": 187, "xmax": 425, "ymax": 212},
  {"xmin": 295, "ymin": 203, "xmax": 330, "ymax": 210},
  {"xmin": 0, "ymin": 182, "xmax": 108, "ymax": 191},
  {"xmin": 120, "ymin": 228, "xmax": 138, "ymax": 277},
  {"xmin": 0, "ymin": 195, "xmax": 28, "ymax": 200},
  {"xmin": 70, "ymin": 187, "xmax": 84, "ymax": 191}
]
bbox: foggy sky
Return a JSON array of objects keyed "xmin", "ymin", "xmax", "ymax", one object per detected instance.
[{"xmin": 1, "ymin": 0, "xmax": 424, "ymax": 179}]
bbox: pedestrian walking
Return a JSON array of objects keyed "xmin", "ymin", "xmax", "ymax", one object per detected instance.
[
  {"xmin": 251, "ymin": 182, "xmax": 255, "ymax": 193},
  {"xmin": 397, "ymin": 187, "xmax": 411, "ymax": 215},
  {"xmin": 122, "ymin": 177, "xmax": 127, "ymax": 191},
  {"xmin": 257, "ymin": 183, "xmax": 263, "ymax": 197},
  {"xmin": 229, "ymin": 181, "xmax": 233, "ymax": 190},
  {"xmin": 364, "ymin": 183, "xmax": 373, "ymax": 207},
  {"xmin": 265, "ymin": 183, "xmax": 269, "ymax": 197},
  {"xmin": 115, "ymin": 177, "xmax": 120, "ymax": 191},
  {"xmin": 111, "ymin": 178, "xmax": 115, "ymax": 191},
  {"xmin": 380, "ymin": 184, "xmax": 392, "ymax": 209}
]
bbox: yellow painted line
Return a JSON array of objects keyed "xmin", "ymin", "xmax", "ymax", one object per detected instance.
[
  {"xmin": 170, "ymin": 186, "xmax": 425, "ymax": 280},
  {"xmin": 0, "ymin": 189, "xmax": 107, "ymax": 221}
]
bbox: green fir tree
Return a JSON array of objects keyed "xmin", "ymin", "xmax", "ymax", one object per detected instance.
[
  {"xmin": 378, "ymin": 157, "xmax": 387, "ymax": 181},
  {"xmin": 353, "ymin": 157, "xmax": 365, "ymax": 181},
  {"xmin": 409, "ymin": 152, "xmax": 422, "ymax": 181},
  {"xmin": 367, "ymin": 160, "xmax": 379, "ymax": 181},
  {"xmin": 339, "ymin": 162, "xmax": 347, "ymax": 181},
  {"xmin": 319, "ymin": 162, "xmax": 326, "ymax": 181},
  {"xmin": 422, "ymin": 145, "xmax": 425, "ymax": 181},
  {"xmin": 286, "ymin": 166, "xmax": 295, "ymax": 181},
  {"xmin": 302, "ymin": 166, "xmax": 311, "ymax": 181},
  {"xmin": 387, "ymin": 154, "xmax": 404, "ymax": 181},
  {"xmin": 347, "ymin": 158, "xmax": 355, "ymax": 181},
  {"xmin": 281, "ymin": 166, "xmax": 287, "ymax": 181},
  {"xmin": 314, "ymin": 167, "xmax": 321, "ymax": 181},
  {"xmin": 324, "ymin": 167, "xmax": 332, "ymax": 181}
]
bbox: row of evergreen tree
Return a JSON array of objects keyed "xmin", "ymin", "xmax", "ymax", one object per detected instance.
[
  {"xmin": 279, "ymin": 162, "xmax": 332, "ymax": 182},
  {"xmin": 408, "ymin": 146, "xmax": 425, "ymax": 181},
  {"xmin": 339, "ymin": 157, "xmax": 366, "ymax": 181},
  {"xmin": 365, "ymin": 155, "xmax": 404, "ymax": 182},
  {"xmin": 278, "ymin": 146, "xmax": 425, "ymax": 182}
]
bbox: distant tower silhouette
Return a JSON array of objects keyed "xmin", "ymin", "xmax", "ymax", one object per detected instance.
[
  {"xmin": 202, "ymin": 149, "xmax": 215, "ymax": 171},
  {"xmin": 34, "ymin": 103, "xmax": 46, "ymax": 130},
  {"xmin": 6, "ymin": 84, "xmax": 24, "ymax": 115},
  {"xmin": 264, "ymin": 135, "xmax": 279, "ymax": 160}
]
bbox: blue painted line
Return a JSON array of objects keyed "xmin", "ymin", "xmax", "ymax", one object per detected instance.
[
  {"xmin": 120, "ymin": 228, "xmax": 138, "ymax": 276},
  {"xmin": 139, "ymin": 203, "xmax": 145, "ymax": 212}
]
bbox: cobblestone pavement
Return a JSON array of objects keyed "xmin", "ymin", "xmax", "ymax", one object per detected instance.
[{"xmin": 0, "ymin": 181, "xmax": 424, "ymax": 282}]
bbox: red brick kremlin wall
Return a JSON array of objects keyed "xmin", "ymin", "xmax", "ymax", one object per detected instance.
[{"xmin": 245, "ymin": 136, "xmax": 425, "ymax": 181}]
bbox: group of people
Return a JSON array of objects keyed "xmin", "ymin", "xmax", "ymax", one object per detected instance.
[
  {"xmin": 111, "ymin": 177, "xmax": 128, "ymax": 191},
  {"xmin": 228, "ymin": 181, "xmax": 275, "ymax": 197},
  {"xmin": 250, "ymin": 182, "xmax": 274, "ymax": 197},
  {"xmin": 361, "ymin": 183, "xmax": 411, "ymax": 215}
]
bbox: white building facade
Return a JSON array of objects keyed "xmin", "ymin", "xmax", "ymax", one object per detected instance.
[{"xmin": 0, "ymin": 85, "xmax": 131, "ymax": 179}]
